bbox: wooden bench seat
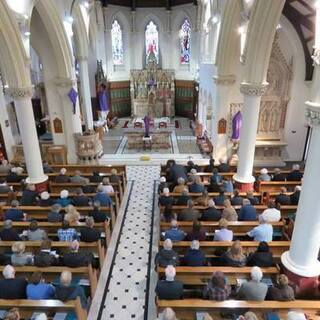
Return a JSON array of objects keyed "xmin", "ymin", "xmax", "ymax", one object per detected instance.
[{"xmin": 257, "ymin": 181, "xmax": 302, "ymax": 192}]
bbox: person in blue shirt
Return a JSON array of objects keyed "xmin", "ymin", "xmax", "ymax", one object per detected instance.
[
  {"xmin": 238, "ymin": 199, "xmax": 257, "ymax": 221},
  {"xmin": 183, "ymin": 240, "xmax": 206, "ymax": 266},
  {"xmin": 210, "ymin": 168, "xmax": 222, "ymax": 185},
  {"xmin": 164, "ymin": 220, "xmax": 185, "ymax": 241},
  {"xmin": 223, "ymin": 179, "xmax": 234, "ymax": 193},
  {"xmin": 93, "ymin": 185, "xmax": 112, "ymax": 207},
  {"xmin": 247, "ymin": 215, "xmax": 273, "ymax": 242},
  {"xmin": 5, "ymin": 200, "xmax": 25, "ymax": 221},
  {"xmin": 189, "ymin": 176, "xmax": 205, "ymax": 193},
  {"xmin": 55, "ymin": 190, "xmax": 72, "ymax": 207},
  {"xmin": 213, "ymin": 189, "xmax": 226, "ymax": 206},
  {"xmin": 27, "ymin": 271, "xmax": 55, "ymax": 299}
]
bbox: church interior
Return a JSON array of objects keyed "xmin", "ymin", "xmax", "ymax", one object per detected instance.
[{"xmin": 0, "ymin": 0, "xmax": 319, "ymax": 319}]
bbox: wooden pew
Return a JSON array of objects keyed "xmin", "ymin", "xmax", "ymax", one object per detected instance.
[
  {"xmin": 0, "ymin": 265, "xmax": 97, "ymax": 298},
  {"xmin": 159, "ymin": 241, "xmax": 290, "ymax": 258},
  {"xmin": 0, "ymin": 297, "xmax": 87, "ymax": 320},
  {"xmin": 0, "ymin": 240, "xmax": 105, "ymax": 269},
  {"xmin": 157, "ymin": 266, "xmax": 279, "ymax": 286},
  {"xmin": 257, "ymin": 180, "xmax": 302, "ymax": 193},
  {"xmin": 157, "ymin": 299, "xmax": 319, "ymax": 320}
]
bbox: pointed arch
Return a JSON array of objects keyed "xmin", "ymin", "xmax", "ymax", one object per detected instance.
[{"xmin": 111, "ymin": 20, "xmax": 124, "ymax": 65}]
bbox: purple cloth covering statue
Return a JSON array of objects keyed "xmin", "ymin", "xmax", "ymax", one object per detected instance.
[
  {"xmin": 68, "ymin": 88, "xmax": 78, "ymax": 114},
  {"xmin": 143, "ymin": 115, "xmax": 151, "ymax": 137},
  {"xmin": 98, "ymin": 88, "xmax": 109, "ymax": 112},
  {"xmin": 231, "ymin": 111, "xmax": 242, "ymax": 140}
]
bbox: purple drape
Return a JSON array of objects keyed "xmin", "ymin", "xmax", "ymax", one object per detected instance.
[
  {"xmin": 68, "ymin": 88, "xmax": 78, "ymax": 114},
  {"xmin": 143, "ymin": 115, "xmax": 151, "ymax": 137},
  {"xmin": 98, "ymin": 89, "xmax": 109, "ymax": 111},
  {"xmin": 231, "ymin": 111, "xmax": 242, "ymax": 140}
]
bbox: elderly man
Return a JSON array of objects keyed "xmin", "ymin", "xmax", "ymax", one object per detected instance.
[
  {"xmin": 20, "ymin": 184, "xmax": 38, "ymax": 206},
  {"xmin": 164, "ymin": 220, "xmax": 185, "ymax": 241},
  {"xmin": 0, "ymin": 220, "xmax": 20, "ymax": 241},
  {"xmin": 175, "ymin": 188, "xmax": 190, "ymax": 206},
  {"xmin": 0, "ymin": 178, "xmax": 11, "ymax": 193},
  {"xmin": 237, "ymin": 266, "xmax": 268, "ymax": 301},
  {"xmin": 290, "ymin": 186, "xmax": 301, "ymax": 205},
  {"xmin": 179, "ymin": 200, "xmax": 200, "ymax": 222},
  {"xmin": 6, "ymin": 167, "xmax": 24, "ymax": 183},
  {"xmin": 159, "ymin": 188, "xmax": 174, "ymax": 207},
  {"xmin": 55, "ymin": 190, "xmax": 72, "ymax": 207},
  {"xmin": 155, "ymin": 239, "xmax": 179, "ymax": 267},
  {"xmin": 155, "ymin": 265, "xmax": 183, "ymax": 300},
  {"xmin": 247, "ymin": 215, "xmax": 273, "ymax": 242},
  {"xmin": 93, "ymin": 185, "xmax": 112, "ymax": 207},
  {"xmin": 55, "ymin": 168, "xmax": 70, "ymax": 183},
  {"xmin": 238, "ymin": 199, "xmax": 257, "ymax": 221},
  {"xmin": 272, "ymin": 168, "xmax": 286, "ymax": 181},
  {"xmin": 275, "ymin": 187, "xmax": 291, "ymax": 205},
  {"xmin": 38, "ymin": 191, "xmax": 54, "ymax": 207},
  {"xmin": 5, "ymin": 200, "xmax": 25, "ymax": 221},
  {"xmin": 260, "ymin": 201, "xmax": 281, "ymax": 222},
  {"xmin": 257, "ymin": 168, "xmax": 271, "ymax": 182},
  {"xmin": 70, "ymin": 170, "xmax": 87, "ymax": 184},
  {"xmin": 0, "ymin": 159, "xmax": 12, "ymax": 174},
  {"xmin": 172, "ymin": 177, "xmax": 187, "ymax": 194},
  {"xmin": 73, "ymin": 188, "xmax": 90, "ymax": 207},
  {"xmin": 63, "ymin": 240, "xmax": 94, "ymax": 268},
  {"xmin": 0, "ymin": 265, "xmax": 28, "ymax": 299},
  {"xmin": 183, "ymin": 240, "xmax": 206, "ymax": 266},
  {"xmin": 158, "ymin": 176, "xmax": 167, "ymax": 194},
  {"xmin": 55, "ymin": 270, "xmax": 88, "ymax": 309},
  {"xmin": 287, "ymin": 164, "xmax": 303, "ymax": 181},
  {"xmin": 200, "ymin": 199, "xmax": 221, "ymax": 221},
  {"xmin": 80, "ymin": 216, "xmax": 101, "ymax": 242}
]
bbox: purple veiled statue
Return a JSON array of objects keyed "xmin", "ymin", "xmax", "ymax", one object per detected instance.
[
  {"xmin": 68, "ymin": 88, "xmax": 78, "ymax": 114},
  {"xmin": 98, "ymin": 84, "xmax": 109, "ymax": 112},
  {"xmin": 231, "ymin": 111, "xmax": 242, "ymax": 140},
  {"xmin": 143, "ymin": 115, "xmax": 151, "ymax": 137}
]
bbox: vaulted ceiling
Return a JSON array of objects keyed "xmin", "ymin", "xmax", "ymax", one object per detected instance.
[{"xmin": 101, "ymin": 0, "xmax": 196, "ymax": 9}]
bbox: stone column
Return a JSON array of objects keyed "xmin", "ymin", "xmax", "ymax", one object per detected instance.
[
  {"xmin": 9, "ymin": 87, "xmax": 47, "ymax": 188},
  {"xmin": 233, "ymin": 82, "xmax": 268, "ymax": 191},
  {"xmin": 211, "ymin": 75, "xmax": 236, "ymax": 160},
  {"xmin": 78, "ymin": 56, "xmax": 94, "ymax": 130}
]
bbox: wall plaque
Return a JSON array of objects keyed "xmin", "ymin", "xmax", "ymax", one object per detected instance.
[
  {"xmin": 218, "ymin": 118, "xmax": 227, "ymax": 134},
  {"xmin": 53, "ymin": 117, "xmax": 63, "ymax": 133}
]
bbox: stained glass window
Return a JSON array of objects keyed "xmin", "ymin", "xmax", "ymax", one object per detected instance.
[
  {"xmin": 179, "ymin": 19, "xmax": 191, "ymax": 64},
  {"xmin": 145, "ymin": 21, "xmax": 159, "ymax": 64},
  {"xmin": 111, "ymin": 20, "xmax": 123, "ymax": 65}
]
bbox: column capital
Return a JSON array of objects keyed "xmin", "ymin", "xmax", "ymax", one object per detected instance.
[
  {"xmin": 305, "ymin": 102, "xmax": 320, "ymax": 127},
  {"xmin": 213, "ymin": 75, "xmax": 236, "ymax": 86},
  {"xmin": 7, "ymin": 86, "xmax": 34, "ymax": 99},
  {"xmin": 240, "ymin": 82, "xmax": 269, "ymax": 96}
]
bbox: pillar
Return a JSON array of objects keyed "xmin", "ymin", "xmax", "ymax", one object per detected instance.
[
  {"xmin": 78, "ymin": 56, "xmax": 94, "ymax": 130},
  {"xmin": 233, "ymin": 82, "xmax": 268, "ymax": 191},
  {"xmin": 9, "ymin": 87, "xmax": 47, "ymax": 189},
  {"xmin": 211, "ymin": 75, "xmax": 236, "ymax": 161}
]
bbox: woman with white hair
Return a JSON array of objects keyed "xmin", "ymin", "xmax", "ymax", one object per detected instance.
[
  {"xmin": 55, "ymin": 189, "xmax": 72, "ymax": 207},
  {"xmin": 173, "ymin": 177, "xmax": 187, "ymax": 194},
  {"xmin": 257, "ymin": 168, "xmax": 271, "ymax": 182},
  {"xmin": 38, "ymin": 191, "xmax": 54, "ymax": 207}
]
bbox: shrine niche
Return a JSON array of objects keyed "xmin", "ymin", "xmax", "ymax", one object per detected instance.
[
  {"xmin": 130, "ymin": 50, "xmax": 175, "ymax": 118},
  {"xmin": 218, "ymin": 118, "xmax": 227, "ymax": 134}
]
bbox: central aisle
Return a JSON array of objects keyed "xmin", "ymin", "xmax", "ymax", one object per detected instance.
[{"xmin": 89, "ymin": 165, "xmax": 160, "ymax": 320}]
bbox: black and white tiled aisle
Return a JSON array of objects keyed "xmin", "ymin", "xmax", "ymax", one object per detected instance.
[{"xmin": 88, "ymin": 166, "xmax": 160, "ymax": 320}]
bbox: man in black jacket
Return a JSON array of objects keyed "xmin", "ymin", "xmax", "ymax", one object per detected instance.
[
  {"xmin": 73, "ymin": 188, "xmax": 90, "ymax": 207},
  {"xmin": 155, "ymin": 239, "xmax": 179, "ymax": 267},
  {"xmin": 287, "ymin": 164, "xmax": 303, "ymax": 181},
  {"xmin": 63, "ymin": 240, "xmax": 95, "ymax": 268},
  {"xmin": 80, "ymin": 217, "xmax": 101, "ymax": 242},
  {"xmin": 0, "ymin": 220, "xmax": 20, "ymax": 241},
  {"xmin": 200, "ymin": 199, "xmax": 221, "ymax": 221},
  {"xmin": 0, "ymin": 265, "xmax": 27, "ymax": 299},
  {"xmin": 275, "ymin": 187, "xmax": 291, "ymax": 205},
  {"xmin": 34, "ymin": 239, "xmax": 60, "ymax": 267},
  {"xmin": 290, "ymin": 186, "xmax": 301, "ymax": 205},
  {"xmin": 272, "ymin": 168, "xmax": 286, "ymax": 181}
]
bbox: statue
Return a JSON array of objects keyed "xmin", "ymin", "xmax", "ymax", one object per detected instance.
[
  {"xmin": 143, "ymin": 114, "xmax": 152, "ymax": 137},
  {"xmin": 97, "ymin": 83, "xmax": 109, "ymax": 122}
]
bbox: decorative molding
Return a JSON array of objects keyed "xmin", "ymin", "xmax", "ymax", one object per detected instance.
[
  {"xmin": 305, "ymin": 102, "xmax": 320, "ymax": 127},
  {"xmin": 213, "ymin": 75, "xmax": 236, "ymax": 86},
  {"xmin": 7, "ymin": 86, "xmax": 34, "ymax": 99},
  {"xmin": 76, "ymin": 56, "xmax": 89, "ymax": 62},
  {"xmin": 54, "ymin": 77, "xmax": 77, "ymax": 88},
  {"xmin": 240, "ymin": 82, "xmax": 269, "ymax": 96},
  {"xmin": 311, "ymin": 48, "xmax": 320, "ymax": 66}
]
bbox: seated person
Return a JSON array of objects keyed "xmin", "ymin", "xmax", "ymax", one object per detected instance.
[
  {"xmin": 3, "ymin": 308, "xmax": 21, "ymax": 320},
  {"xmin": 42, "ymin": 160, "xmax": 53, "ymax": 174},
  {"xmin": 160, "ymin": 308, "xmax": 178, "ymax": 320},
  {"xmin": 246, "ymin": 241, "xmax": 273, "ymax": 267},
  {"xmin": 185, "ymin": 160, "xmax": 199, "ymax": 173},
  {"xmin": 221, "ymin": 240, "xmax": 246, "ymax": 266},
  {"xmin": 210, "ymin": 168, "xmax": 222, "ymax": 185},
  {"xmin": 5, "ymin": 200, "xmax": 26, "ymax": 221},
  {"xmin": 26, "ymin": 271, "xmax": 55, "ymax": 300},
  {"xmin": 55, "ymin": 168, "xmax": 70, "ymax": 183},
  {"xmin": 80, "ymin": 216, "xmax": 101, "ymax": 242},
  {"xmin": 81, "ymin": 179, "xmax": 96, "ymax": 194},
  {"xmin": 231, "ymin": 189, "xmax": 243, "ymax": 206},
  {"xmin": 159, "ymin": 188, "xmax": 174, "ymax": 207},
  {"xmin": 64, "ymin": 205, "xmax": 80, "ymax": 224},
  {"xmin": 167, "ymin": 160, "xmax": 187, "ymax": 184},
  {"xmin": 164, "ymin": 219, "xmax": 185, "ymax": 241},
  {"xmin": 178, "ymin": 200, "xmax": 200, "ymax": 222},
  {"xmin": 48, "ymin": 203, "xmax": 63, "ymax": 222},
  {"xmin": 257, "ymin": 168, "xmax": 271, "ymax": 181},
  {"xmin": 222, "ymin": 199, "xmax": 238, "ymax": 221},
  {"xmin": 55, "ymin": 190, "xmax": 72, "ymax": 208},
  {"xmin": 287, "ymin": 311, "xmax": 306, "ymax": 320},
  {"xmin": 239, "ymin": 312, "xmax": 259, "ymax": 320},
  {"xmin": 158, "ymin": 176, "xmax": 167, "ymax": 194},
  {"xmin": 101, "ymin": 177, "xmax": 114, "ymax": 194},
  {"xmin": 189, "ymin": 176, "xmax": 205, "ymax": 193},
  {"xmin": 0, "ymin": 159, "xmax": 12, "ymax": 174},
  {"xmin": 185, "ymin": 220, "xmax": 206, "ymax": 241},
  {"xmin": 183, "ymin": 240, "xmax": 206, "ymax": 266},
  {"xmin": 38, "ymin": 191, "xmax": 54, "ymax": 207},
  {"xmin": 57, "ymin": 220, "xmax": 78, "ymax": 242},
  {"xmin": 246, "ymin": 190, "xmax": 259, "ymax": 205},
  {"xmin": 290, "ymin": 186, "xmax": 301, "ymax": 205},
  {"xmin": 20, "ymin": 184, "xmax": 38, "ymax": 206},
  {"xmin": 260, "ymin": 201, "xmax": 281, "ymax": 222},
  {"xmin": 34, "ymin": 239, "xmax": 59, "ymax": 267},
  {"xmin": 162, "ymin": 204, "xmax": 175, "ymax": 223},
  {"xmin": 223, "ymin": 178, "xmax": 234, "ymax": 193},
  {"xmin": 205, "ymin": 157, "xmax": 215, "ymax": 173},
  {"xmin": 172, "ymin": 177, "xmax": 187, "ymax": 194},
  {"xmin": 203, "ymin": 271, "xmax": 231, "ymax": 301},
  {"xmin": 89, "ymin": 200, "xmax": 110, "ymax": 222},
  {"xmin": 214, "ymin": 218, "xmax": 233, "ymax": 241},
  {"xmin": 175, "ymin": 188, "xmax": 190, "ymax": 206},
  {"xmin": 109, "ymin": 168, "xmax": 120, "ymax": 184},
  {"xmin": 11, "ymin": 241, "xmax": 33, "ymax": 266},
  {"xmin": 155, "ymin": 239, "xmax": 179, "ymax": 267},
  {"xmin": 200, "ymin": 199, "xmax": 221, "ymax": 221},
  {"xmin": 55, "ymin": 270, "xmax": 88, "ymax": 309},
  {"xmin": 194, "ymin": 189, "xmax": 210, "ymax": 207},
  {"xmin": 272, "ymin": 168, "xmax": 286, "ymax": 181},
  {"xmin": 90, "ymin": 171, "xmax": 103, "ymax": 183},
  {"xmin": 247, "ymin": 215, "xmax": 273, "ymax": 242},
  {"xmin": 27, "ymin": 220, "xmax": 47, "ymax": 241},
  {"xmin": 0, "ymin": 265, "xmax": 28, "ymax": 299},
  {"xmin": 93, "ymin": 185, "xmax": 112, "ymax": 207},
  {"xmin": 213, "ymin": 189, "xmax": 226, "ymax": 206},
  {"xmin": 237, "ymin": 266, "xmax": 268, "ymax": 301},
  {"xmin": 287, "ymin": 164, "xmax": 303, "ymax": 181},
  {"xmin": 6, "ymin": 167, "xmax": 24, "ymax": 183},
  {"xmin": 72, "ymin": 188, "xmax": 90, "ymax": 207},
  {"xmin": 238, "ymin": 199, "xmax": 257, "ymax": 221},
  {"xmin": 0, "ymin": 220, "xmax": 20, "ymax": 241},
  {"xmin": 70, "ymin": 170, "xmax": 87, "ymax": 184},
  {"xmin": 275, "ymin": 187, "xmax": 291, "ymax": 205},
  {"xmin": 217, "ymin": 157, "xmax": 230, "ymax": 173},
  {"xmin": 267, "ymin": 274, "xmax": 295, "ymax": 301},
  {"xmin": 63, "ymin": 240, "xmax": 94, "ymax": 268},
  {"xmin": 155, "ymin": 265, "xmax": 183, "ymax": 300},
  {"xmin": 0, "ymin": 178, "xmax": 11, "ymax": 193}
]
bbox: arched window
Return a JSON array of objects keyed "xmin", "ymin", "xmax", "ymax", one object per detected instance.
[
  {"xmin": 145, "ymin": 21, "xmax": 159, "ymax": 64},
  {"xmin": 179, "ymin": 18, "xmax": 191, "ymax": 64},
  {"xmin": 111, "ymin": 20, "xmax": 124, "ymax": 65}
]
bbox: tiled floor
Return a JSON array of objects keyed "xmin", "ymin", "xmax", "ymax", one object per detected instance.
[{"xmin": 91, "ymin": 166, "xmax": 160, "ymax": 320}]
